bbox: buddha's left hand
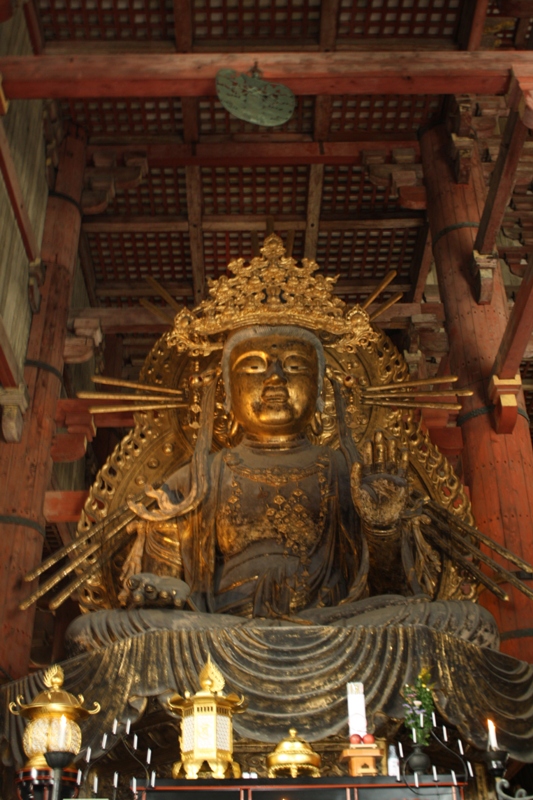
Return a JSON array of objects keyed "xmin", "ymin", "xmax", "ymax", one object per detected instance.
[{"xmin": 350, "ymin": 431, "xmax": 409, "ymax": 529}]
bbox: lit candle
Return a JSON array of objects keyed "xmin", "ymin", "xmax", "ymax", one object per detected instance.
[
  {"xmin": 57, "ymin": 715, "xmax": 67, "ymax": 750},
  {"xmin": 146, "ymin": 748, "xmax": 152, "ymax": 765},
  {"xmin": 132, "ymin": 777, "xmax": 137, "ymax": 793},
  {"xmin": 86, "ymin": 746, "xmax": 92, "ymax": 762},
  {"xmin": 442, "ymin": 725, "xmax": 448, "ymax": 742},
  {"xmin": 76, "ymin": 769, "xmax": 82, "ymax": 785},
  {"xmin": 458, "ymin": 739, "xmax": 464, "ymax": 756},
  {"xmin": 398, "ymin": 742, "xmax": 404, "ymax": 758},
  {"xmin": 487, "ymin": 719, "xmax": 499, "ymax": 750},
  {"xmin": 452, "ymin": 770, "xmax": 457, "ymax": 786},
  {"xmin": 113, "ymin": 772, "xmax": 119, "ymax": 788},
  {"xmin": 412, "ymin": 727, "xmax": 417, "ymax": 744},
  {"xmin": 31, "ymin": 769, "xmax": 38, "ymax": 781},
  {"xmin": 132, "ymin": 734, "xmax": 138, "ymax": 750},
  {"xmin": 125, "ymin": 718, "xmax": 131, "ymax": 735},
  {"xmin": 432, "ymin": 766, "xmax": 438, "ymax": 782},
  {"xmin": 101, "ymin": 733, "xmax": 107, "ymax": 750},
  {"xmin": 467, "ymin": 762, "xmax": 474, "ymax": 778},
  {"xmin": 93, "ymin": 775, "xmax": 98, "ymax": 795},
  {"xmin": 150, "ymin": 771, "xmax": 156, "ymax": 787},
  {"xmin": 414, "ymin": 772, "xmax": 419, "ymax": 788},
  {"xmin": 112, "ymin": 719, "xmax": 118, "ymax": 735},
  {"xmin": 346, "ymin": 682, "xmax": 367, "ymax": 737}
]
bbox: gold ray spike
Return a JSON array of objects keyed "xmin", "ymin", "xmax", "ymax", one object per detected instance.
[
  {"xmin": 363, "ymin": 376, "xmax": 459, "ymax": 392},
  {"xmin": 146, "ymin": 275, "xmax": 183, "ymax": 314},
  {"xmin": 361, "ymin": 389, "xmax": 473, "ymax": 398},
  {"xmin": 368, "ymin": 292, "xmax": 403, "ymax": 322},
  {"xmin": 89, "ymin": 402, "xmax": 186, "ymax": 414},
  {"xmin": 49, "ymin": 534, "xmax": 131, "ymax": 611},
  {"xmin": 79, "ymin": 391, "xmax": 177, "ymax": 402},
  {"xmin": 140, "ymin": 297, "xmax": 175, "ymax": 324},
  {"xmin": 361, "ymin": 399, "xmax": 462, "ymax": 410},
  {"xmin": 20, "ymin": 509, "xmax": 139, "ymax": 609},
  {"xmin": 92, "ymin": 375, "xmax": 183, "ymax": 396},
  {"xmin": 361, "ymin": 270, "xmax": 398, "ymax": 310},
  {"xmin": 24, "ymin": 497, "xmax": 152, "ymax": 583},
  {"xmin": 19, "ymin": 539, "xmax": 104, "ymax": 610}
]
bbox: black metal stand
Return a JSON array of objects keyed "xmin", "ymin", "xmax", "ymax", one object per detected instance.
[{"xmin": 45, "ymin": 751, "xmax": 74, "ymax": 800}]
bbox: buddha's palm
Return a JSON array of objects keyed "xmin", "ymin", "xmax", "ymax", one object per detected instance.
[{"xmin": 350, "ymin": 431, "xmax": 409, "ymax": 529}]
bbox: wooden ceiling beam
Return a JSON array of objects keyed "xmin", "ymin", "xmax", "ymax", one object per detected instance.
[
  {"xmin": 2, "ymin": 51, "xmax": 531, "ymax": 99},
  {"xmin": 493, "ymin": 260, "xmax": 533, "ymax": 380},
  {"xmin": 87, "ymin": 140, "xmax": 420, "ymax": 167},
  {"xmin": 474, "ymin": 87, "xmax": 533, "ymax": 255},
  {"xmin": 82, "ymin": 214, "xmax": 424, "ymax": 234}
]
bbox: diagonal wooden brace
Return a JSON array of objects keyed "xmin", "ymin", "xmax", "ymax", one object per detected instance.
[
  {"xmin": 471, "ymin": 249, "xmax": 499, "ymax": 305},
  {"xmin": 489, "ymin": 373, "xmax": 522, "ymax": 434}
]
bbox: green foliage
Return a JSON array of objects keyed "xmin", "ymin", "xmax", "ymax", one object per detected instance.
[{"xmin": 402, "ymin": 668, "xmax": 435, "ymax": 747}]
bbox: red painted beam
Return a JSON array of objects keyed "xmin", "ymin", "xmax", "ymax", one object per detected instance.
[
  {"xmin": 0, "ymin": 51, "xmax": 529, "ymax": 99},
  {"xmin": 493, "ymin": 261, "xmax": 533, "ymax": 380},
  {"xmin": 0, "ymin": 119, "xmax": 39, "ymax": 262},
  {"xmin": 56, "ymin": 397, "xmax": 135, "ymax": 428},
  {"xmin": 88, "ymin": 140, "xmax": 422, "ymax": 168},
  {"xmin": 44, "ymin": 490, "xmax": 89, "ymax": 523}
]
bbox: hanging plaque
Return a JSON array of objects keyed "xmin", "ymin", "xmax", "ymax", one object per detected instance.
[{"xmin": 215, "ymin": 65, "xmax": 296, "ymax": 127}]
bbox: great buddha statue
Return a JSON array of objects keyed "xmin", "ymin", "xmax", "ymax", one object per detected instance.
[{"xmin": 4, "ymin": 235, "xmax": 533, "ymax": 765}]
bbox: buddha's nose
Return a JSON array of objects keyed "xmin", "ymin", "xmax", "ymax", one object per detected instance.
[{"xmin": 264, "ymin": 359, "xmax": 287, "ymax": 384}]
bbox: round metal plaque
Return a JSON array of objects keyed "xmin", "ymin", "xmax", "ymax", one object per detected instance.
[{"xmin": 216, "ymin": 66, "xmax": 296, "ymax": 127}]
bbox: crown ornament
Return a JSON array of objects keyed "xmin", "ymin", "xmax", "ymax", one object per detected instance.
[{"xmin": 168, "ymin": 234, "xmax": 378, "ymax": 356}]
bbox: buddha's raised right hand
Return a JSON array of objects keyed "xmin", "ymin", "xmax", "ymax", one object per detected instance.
[{"xmin": 350, "ymin": 430, "xmax": 409, "ymax": 531}]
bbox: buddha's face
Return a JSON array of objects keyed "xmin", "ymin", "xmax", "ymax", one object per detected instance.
[{"xmin": 228, "ymin": 334, "xmax": 319, "ymax": 442}]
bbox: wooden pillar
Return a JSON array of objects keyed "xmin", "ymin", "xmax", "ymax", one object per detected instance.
[
  {"xmin": 420, "ymin": 125, "xmax": 533, "ymax": 661},
  {"xmin": 0, "ymin": 129, "xmax": 86, "ymax": 679}
]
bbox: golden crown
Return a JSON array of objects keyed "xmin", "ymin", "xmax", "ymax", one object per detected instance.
[{"xmin": 168, "ymin": 234, "xmax": 378, "ymax": 355}]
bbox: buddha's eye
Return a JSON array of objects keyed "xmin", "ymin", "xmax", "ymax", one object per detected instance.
[
  {"xmin": 235, "ymin": 355, "xmax": 268, "ymax": 374},
  {"xmin": 283, "ymin": 355, "xmax": 313, "ymax": 373}
]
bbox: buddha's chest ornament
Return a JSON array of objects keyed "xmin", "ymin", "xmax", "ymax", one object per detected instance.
[{"xmin": 216, "ymin": 452, "xmax": 331, "ymax": 564}]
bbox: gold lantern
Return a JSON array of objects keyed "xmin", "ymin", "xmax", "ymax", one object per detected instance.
[
  {"xmin": 9, "ymin": 664, "xmax": 100, "ymax": 768},
  {"xmin": 267, "ymin": 728, "xmax": 321, "ymax": 778},
  {"xmin": 167, "ymin": 656, "xmax": 246, "ymax": 780}
]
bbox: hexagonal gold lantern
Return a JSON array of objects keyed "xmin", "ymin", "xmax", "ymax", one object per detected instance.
[
  {"xmin": 167, "ymin": 656, "xmax": 246, "ymax": 780},
  {"xmin": 9, "ymin": 664, "xmax": 100, "ymax": 768}
]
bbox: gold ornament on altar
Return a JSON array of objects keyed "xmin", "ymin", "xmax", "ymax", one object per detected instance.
[
  {"xmin": 9, "ymin": 664, "xmax": 100, "ymax": 768},
  {"xmin": 267, "ymin": 728, "xmax": 321, "ymax": 778},
  {"xmin": 167, "ymin": 656, "xmax": 246, "ymax": 780}
]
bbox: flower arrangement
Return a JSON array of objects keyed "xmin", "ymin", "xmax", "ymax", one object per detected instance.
[{"xmin": 402, "ymin": 668, "xmax": 435, "ymax": 747}]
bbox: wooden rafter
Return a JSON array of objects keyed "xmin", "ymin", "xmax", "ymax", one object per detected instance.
[{"xmin": 3, "ymin": 52, "xmax": 533, "ymax": 99}]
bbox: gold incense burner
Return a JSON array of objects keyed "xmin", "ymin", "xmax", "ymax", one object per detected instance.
[
  {"xmin": 267, "ymin": 728, "xmax": 321, "ymax": 778},
  {"xmin": 167, "ymin": 656, "xmax": 246, "ymax": 780},
  {"xmin": 9, "ymin": 664, "xmax": 100, "ymax": 768}
]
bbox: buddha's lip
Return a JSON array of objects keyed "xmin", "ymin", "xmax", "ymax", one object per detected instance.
[{"xmin": 262, "ymin": 387, "xmax": 289, "ymax": 402}]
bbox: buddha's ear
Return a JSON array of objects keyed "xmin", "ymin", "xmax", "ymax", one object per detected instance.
[{"xmin": 309, "ymin": 410, "xmax": 323, "ymax": 437}]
